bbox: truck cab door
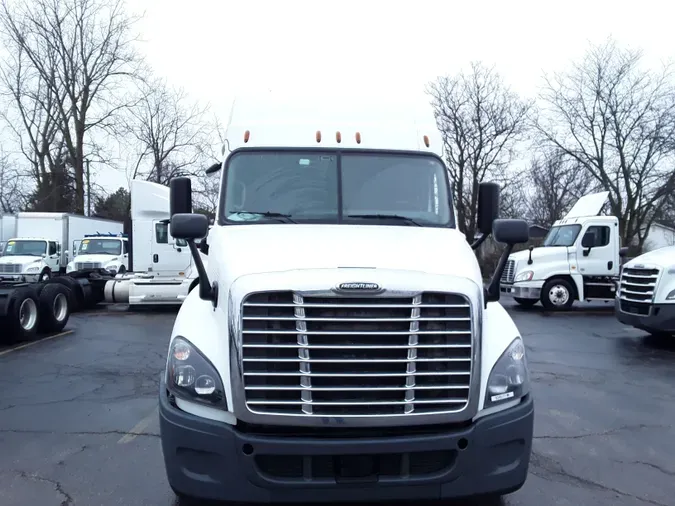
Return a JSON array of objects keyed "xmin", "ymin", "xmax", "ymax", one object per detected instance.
[
  {"xmin": 151, "ymin": 220, "xmax": 191, "ymax": 276},
  {"xmin": 46, "ymin": 241, "xmax": 61, "ymax": 272},
  {"xmin": 576, "ymin": 222, "xmax": 618, "ymax": 276}
]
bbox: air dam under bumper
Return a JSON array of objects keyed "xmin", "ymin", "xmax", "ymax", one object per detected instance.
[
  {"xmin": 500, "ymin": 282, "xmax": 542, "ymax": 300},
  {"xmin": 615, "ymin": 299, "xmax": 675, "ymax": 334},
  {"xmin": 159, "ymin": 380, "xmax": 534, "ymax": 503}
]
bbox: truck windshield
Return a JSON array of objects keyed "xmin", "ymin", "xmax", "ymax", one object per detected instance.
[
  {"xmin": 543, "ymin": 224, "xmax": 582, "ymax": 247},
  {"xmin": 221, "ymin": 151, "xmax": 453, "ymax": 227},
  {"xmin": 78, "ymin": 239, "xmax": 122, "ymax": 255},
  {"xmin": 2, "ymin": 240, "xmax": 47, "ymax": 256}
]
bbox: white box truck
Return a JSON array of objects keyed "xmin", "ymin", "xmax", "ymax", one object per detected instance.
[
  {"xmin": 0, "ymin": 214, "xmax": 17, "ymax": 251},
  {"xmin": 0, "ymin": 213, "xmax": 123, "ymax": 282},
  {"xmin": 158, "ymin": 94, "xmax": 534, "ymax": 505}
]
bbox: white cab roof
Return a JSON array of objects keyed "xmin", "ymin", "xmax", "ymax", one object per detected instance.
[{"xmin": 223, "ymin": 91, "xmax": 443, "ymax": 156}]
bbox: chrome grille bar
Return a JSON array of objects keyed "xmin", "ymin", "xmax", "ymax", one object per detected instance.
[
  {"xmin": 241, "ymin": 291, "xmax": 473, "ymax": 418},
  {"xmin": 619, "ymin": 267, "xmax": 660, "ymax": 304}
]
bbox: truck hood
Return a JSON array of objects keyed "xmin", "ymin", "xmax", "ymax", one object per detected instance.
[
  {"xmin": 625, "ymin": 246, "xmax": 675, "ymax": 269},
  {"xmin": 509, "ymin": 246, "xmax": 567, "ymax": 264},
  {"xmin": 0, "ymin": 255, "xmax": 43, "ymax": 266},
  {"xmin": 213, "ymin": 224, "xmax": 482, "ymax": 281}
]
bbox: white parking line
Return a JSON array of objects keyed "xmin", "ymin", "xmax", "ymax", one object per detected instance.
[
  {"xmin": 118, "ymin": 407, "xmax": 159, "ymax": 444},
  {"xmin": 0, "ymin": 330, "xmax": 74, "ymax": 357}
]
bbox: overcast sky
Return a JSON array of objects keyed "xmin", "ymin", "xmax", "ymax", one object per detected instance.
[{"xmin": 10, "ymin": 0, "xmax": 675, "ymax": 191}]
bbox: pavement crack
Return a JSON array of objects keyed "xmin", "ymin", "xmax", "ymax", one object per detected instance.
[
  {"xmin": 530, "ymin": 451, "xmax": 669, "ymax": 506},
  {"xmin": 614, "ymin": 459, "xmax": 675, "ymax": 477},
  {"xmin": 535, "ymin": 423, "xmax": 673, "ymax": 440},
  {"xmin": 13, "ymin": 470, "xmax": 73, "ymax": 506},
  {"xmin": 0, "ymin": 428, "xmax": 160, "ymax": 438}
]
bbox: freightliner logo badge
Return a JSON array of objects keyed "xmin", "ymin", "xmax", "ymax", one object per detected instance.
[{"xmin": 337, "ymin": 282, "xmax": 381, "ymax": 291}]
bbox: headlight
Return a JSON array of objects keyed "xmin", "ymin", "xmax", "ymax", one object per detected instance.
[
  {"xmin": 515, "ymin": 270, "xmax": 534, "ymax": 282},
  {"xmin": 666, "ymin": 289, "xmax": 675, "ymax": 301},
  {"xmin": 25, "ymin": 266, "xmax": 40, "ymax": 273},
  {"xmin": 166, "ymin": 337, "xmax": 225, "ymax": 405},
  {"xmin": 485, "ymin": 337, "xmax": 529, "ymax": 408}
]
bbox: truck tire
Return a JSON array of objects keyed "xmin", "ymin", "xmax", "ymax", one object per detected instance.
[
  {"xmin": 39, "ymin": 268, "xmax": 52, "ymax": 282},
  {"xmin": 37, "ymin": 283, "xmax": 71, "ymax": 333},
  {"xmin": 514, "ymin": 297, "xmax": 537, "ymax": 308},
  {"xmin": 541, "ymin": 278, "xmax": 575, "ymax": 310},
  {"xmin": 50, "ymin": 276, "xmax": 83, "ymax": 312},
  {"xmin": 4, "ymin": 287, "xmax": 41, "ymax": 343}
]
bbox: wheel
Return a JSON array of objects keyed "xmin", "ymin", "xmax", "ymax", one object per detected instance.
[
  {"xmin": 39, "ymin": 268, "xmax": 52, "ymax": 282},
  {"xmin": 37, "ymin": 283, "xmax": 71, "ymax": 333},
  {"xmin": 514, "ymin": 297, "xmax": 537, "ymax": 308},
  {"xmin": 4, "ymin": 287, "xmax": 41, "ymax": 343},
  {"xmin": 50, "ymin": 276, "xmax": 83, "ymax": 311},
  {"xmin": 541, "ymin": 278, "xmax": 575, "ymax": 310}
]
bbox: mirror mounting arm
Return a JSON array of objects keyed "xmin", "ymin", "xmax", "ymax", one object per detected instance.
[
  {"xmin": 187, "ymin": 240, "xmax": 217, "ymax": 308},
  {"xmin": 470, "ymin": 233, "xmax": 489, "ymax": 251},
  {"xmin": 485, "ymin": 243, "xmax": 516, "ymax": 306}
]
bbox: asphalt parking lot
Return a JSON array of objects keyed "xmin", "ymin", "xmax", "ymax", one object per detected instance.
[{"xmin": 1, "ymin": 299, "xmax": 674, "ymax": 506}]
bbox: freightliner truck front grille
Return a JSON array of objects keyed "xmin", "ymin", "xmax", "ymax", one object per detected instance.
[{"xmin": 240, "ymin": 291, "xmax": 473, "ymax": 417}]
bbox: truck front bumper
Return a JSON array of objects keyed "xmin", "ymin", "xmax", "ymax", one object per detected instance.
[
  {"xmin": 159, "ymin": 379, "xmax": 534, "ymax": 503},
  {"xmin": 500, "ymin": 281, "xmax": 542, "ymax": 300},
  {"xmin": 615, "ymin": 299, "xmax": 675, "ymax": 334}
]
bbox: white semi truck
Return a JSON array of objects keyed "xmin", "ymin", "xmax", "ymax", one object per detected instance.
[
  {"xmin": 615, "ymin": 245, "xmax": 675, "ymax": 337},
  {"xmin": 158, "ymin": 94, "xmax": 534, "ymax": 505},
  {"xmin": 499, "ymin": 191, "xmax": 635, "ymax": 310},
  {"xmin": 103, "ymin": 180, "xmax": 206, "ymax": 306},
  {"xmin": 0, "ymin": 213, "xmax": 123, "ymax": 282}
]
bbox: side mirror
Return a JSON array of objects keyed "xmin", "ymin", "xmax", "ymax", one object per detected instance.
[
  {"xmin": 171, "ymin": 214, "xmax": 209, "ymax": 240},
  {"xmin": 493, "ymin": 219, "xmax": 530, "ymax": 245},
  {"xmin": 485, "ymin": 219, "xmax": 530, "ymax": 304},
  {"xmin": 619, "ymin": 246, "xmax": 629, "ymax": 258},
  {"xmin": 205, "ymin": 162, "xmax": 221, "ymax": 175},
  {"xmin": 171, "ymin": 213, "xmax": 216, "ymax": 306},
  {"xmin": 170, "ymin": 177, "xmax": 193, "ymax": 217},
  {"xmin": 477, "ymin": 182, "xmax": 500, "ymax": 235},
  {"xmin": 581, "ymin": 234, "xmax": 594, "ymax": 248}
]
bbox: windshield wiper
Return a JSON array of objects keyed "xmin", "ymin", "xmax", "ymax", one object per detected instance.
[
  {"xmin": 231, "ymin": 211, "xmax": 297, "ymax": 223},
  {"xmin": 347, "ymin": 214, "xmax": 422, "ymax": 226}
]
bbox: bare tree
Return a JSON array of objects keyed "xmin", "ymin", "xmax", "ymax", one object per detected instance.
[
  {"xmin": 0, "ymin": 40, "xmax": 63, "ymax": 203},
  {"xmin": 191, "ymin": 116, "xmax": 226, "ymax": 215},
  {"xmin": 526, "ymin": 149, "xmax": 594, "ymax": 228},
  {"xmin": 0, "ymin": 150, "xmax": 27, "ymax": 212},
  {"xmin": 125, "ymin": 77, "xmax": 208, "ymax": 185},
  {"xmin": 536, "ymin": 38, "xmax": 675, "ymax": 250},
  {"xmin": 427, "ymin": 62, "xmax": 532, "ymax": 241},
  {"xmin": 0, "ymin": 0, "xmax": 143, "ymax": 214}
]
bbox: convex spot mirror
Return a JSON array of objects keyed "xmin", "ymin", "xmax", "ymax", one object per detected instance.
[
  {"xmin": 493, "ymin": 219, "xmax": 530, "ymax": 245},
  {"xmin": 171, "ymin": 214, "xmax": 209, "ymax": 240}
]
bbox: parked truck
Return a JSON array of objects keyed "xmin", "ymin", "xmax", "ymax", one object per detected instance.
[
  {"xmin": 158, "ymin": 94, "xmax": 534, "ymax": 505},
  {"xmin": 499, "ymin": 191, "xmax": 635, "ymax": 310},
  {"xmin": 66, "ymin": 233, "xmax": 129, "ymax": 276},
  {"xmin": 0, "ymin": 213, "xmax": 123, "ymax": 282},
  {"xmin": 102, "ymin": 180, "xmax": 206, "ymax": 306},
  {"xmin": 0, "ymin": 278, "xmax": 73, "ymax": 344},
  {"xmin": 615, "ymin": 245, "xmax": 675, "ymax": 337}
]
